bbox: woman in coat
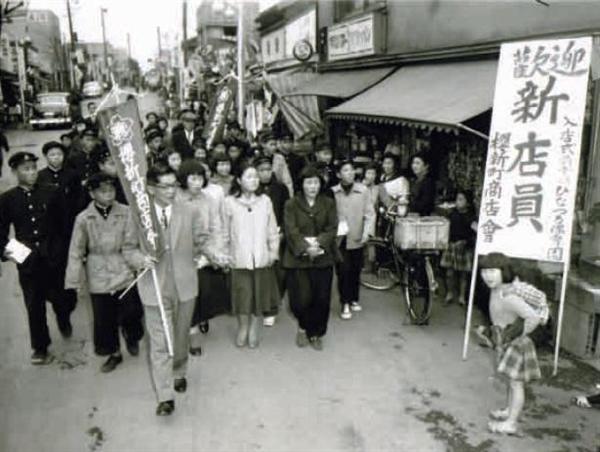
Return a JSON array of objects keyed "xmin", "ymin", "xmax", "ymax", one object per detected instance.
[
  {"xmin": 223, "ymin": 161, "xmax": 280, "ymax": 348},
  {"xmin": 177, "ymin": 160, "xmax": 230, "ymax": 354},
  {"xmin": 65, "ymin": 173, "xmax": 144, "ymax": 373},
  {"xmin": 283, "ymin": 164, "xmax": 340, "ymax": 351}
]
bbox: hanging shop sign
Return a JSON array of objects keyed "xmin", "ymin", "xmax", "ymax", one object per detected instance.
[
  {"xmin": 203, "ymin": 79, "xmax": 235, "ymax": 149},
  {"xmin": 477, "ymin": 36, "xmax": 592, "ymax": 263},
  {"xmin": 327, "ymin": 12, "xmax": 385, "ymax": 62}
]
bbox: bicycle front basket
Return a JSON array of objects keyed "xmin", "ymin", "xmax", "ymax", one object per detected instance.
[{"xmin": 393, "ymin": 216, "xmax": 450, "ymax": 250}]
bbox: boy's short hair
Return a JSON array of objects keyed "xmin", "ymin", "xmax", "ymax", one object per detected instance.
[
  {"xmin": 147, "ymin": 162, "xmax": 176, "ymax": 186},
  {"xmin": 86, "ymin": 172, "xmax": 117, "ymax": 191},
  {"xmin": 336, "ymin": 159, "xmax": 354, "ymax": 173},
  {"xmin": 42, "ymin": 141, "xmax": 65, "ymax": 156}
]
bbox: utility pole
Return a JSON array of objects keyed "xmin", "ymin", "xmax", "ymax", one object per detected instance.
[
  {"xmin": 182, "ymin": 0, "xmax": 188, "ymax": 67},
  {"xmin": 127, "ymin": 32, "xmax": 131, "ymax": 59},
  {"xmin": 65, "ymin": 0, "xmax": 76, "ymax": 89},
  {"xmin": 157, "ymin": 26, "xmax": 162, "ymax": 59},
  {"xmin": 236, "ymin": 1, "xmax": 245, "ymax": 127},
  {"xmin": 100, "ymin": 7, "xmax": 108, "ymax": 82}
]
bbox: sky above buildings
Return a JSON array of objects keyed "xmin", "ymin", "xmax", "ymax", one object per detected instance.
[{"xmin": 26, "ymin": 0, "xmax": 269, "ymax": 71}]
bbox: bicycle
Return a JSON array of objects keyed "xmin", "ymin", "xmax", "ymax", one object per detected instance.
[{"xmin": 360, "ymin": 203, "xmax": 443, "ymax": 325}]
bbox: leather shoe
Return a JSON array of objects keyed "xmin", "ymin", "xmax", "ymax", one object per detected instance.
[
  {"xmin": 31, "ymin": 350, "xmax": 54, "ymax": 365},
  {"xmin": 101, "ymin": 354, "xmax": 123, "ymax": 373},
  {"xmin": 126, "ymin": 341, "xmax": 139, "ymax": 356},
  {"xmin": 199, "ymin": 321, "xmax": 209, "ymax": 334},
  {"xmin": 189, "ymin": 345, "xmax": 202, "ymax": 356},
  {"xmin": 156, "ymin": 400, "xmax": 175, "ymax": 416},
  {"xmin": 58, "ymin": 318, "xmax": 73, "ymax": 338},
  {"xmin": 174, "ymin": 377, "xmax": 187, "ymax": 393}
]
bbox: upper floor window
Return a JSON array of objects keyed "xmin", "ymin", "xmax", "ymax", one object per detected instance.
[{"xmin": 335, "ymin": 0, "xmax": 381, "ymax": 21}]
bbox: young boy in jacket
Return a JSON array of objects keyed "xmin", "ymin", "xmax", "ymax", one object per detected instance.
[
  {"xmin": 65, "ymin": 173, "xmax": 144, "ymax": 373},
  {"xmin": 332, "ymin": 160, "xmax": 375, "ymax": 320}
]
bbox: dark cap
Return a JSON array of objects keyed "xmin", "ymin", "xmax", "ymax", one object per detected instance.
[
  {"xmin": 86, "ymin": 172, "xmax": 117, "ymax": 191},
  {"xmin": 59, "ymin": 132, "xmax": 75, "ymax": 141},
  {"xmin": 42, "ymin": 141, "xmax": 66, "ymax": 155},
  {"xmin": 178, "ymin": 108, "xmax": 197, "ymax": 119},
  {"xmin": 145, "ymin": 129, "xmax": 163, "ymax": 143},
  {"xmin": 145, "ymin": 111, "xmax": 158, "ymax": 120},
  {"xmin": 82, "ymin": 128, "xmax": 97, "ymax": 138},
  {"xmin": 254, "ymin": 153, "xmax": 273, "ymax": 167},
  {"xmin": 259, "ymin": 130, "xmax": 276, "ymax": 142},
  {"xmin": 9, "ymin": 151, "xmax": 38, "ymax": 169}
]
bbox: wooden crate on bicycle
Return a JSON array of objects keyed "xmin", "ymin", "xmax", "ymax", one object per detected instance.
[{"xmin": 393, "ymin": 216, "xmax": 450, "ymax": 250}]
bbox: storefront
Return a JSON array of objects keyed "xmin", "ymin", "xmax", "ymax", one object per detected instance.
[{"xmin": 310, "ymin": 2, "xmax": 600, "ymax": 365}]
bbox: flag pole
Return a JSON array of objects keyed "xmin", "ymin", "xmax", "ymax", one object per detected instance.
[
  {"xmin": 151, "ymin": 266, "xmax": 174, "ymax": 356},
  {"xmin": 462, "ymin": 252, "xmax": 480, "ymax": 360}
]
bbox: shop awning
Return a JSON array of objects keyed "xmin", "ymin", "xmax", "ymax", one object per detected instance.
[
  {"xmin": 265, "ymin": 70, "xmax": 323, "ymax": 139},
  {"xmin": 286, "ymin": 67, "xmax": 394, "ymax": 98},
  {"xmin": 326, "ymin": 60, "xmax": 498, "ymax": 136}
]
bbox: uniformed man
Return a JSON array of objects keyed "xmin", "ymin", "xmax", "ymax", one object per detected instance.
[
  {"xmin": 37, "ymin": 141, "xmax": 84, "ymax": 221},
  {"xmin": 0, "ymin": 152, "xmax": 75, "ymax": 365},
  {"xmin": 66, "ymin": 128, "xmax": 99, "ymax": 184}
]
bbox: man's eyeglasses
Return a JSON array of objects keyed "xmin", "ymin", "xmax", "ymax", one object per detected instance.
[
  {"xmin": 152, "ymin": 182, "xmax": 180, "ymax": 189},
  {"xmin": 182, "ymin": 117, "xmax": 196, "ymax": 123}
]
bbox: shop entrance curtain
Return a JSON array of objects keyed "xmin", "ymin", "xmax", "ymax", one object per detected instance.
[
  {"xmin": 326, "ymin": 59, "xmax": 498, "ymax": 133},
  {"xmin": 265, "ymin": 71, "xmax": 323, "ymax": 139}
]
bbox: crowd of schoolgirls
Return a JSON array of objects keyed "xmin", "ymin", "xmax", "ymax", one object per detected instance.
[{"xmin": 0, "ymin": 108, "xmax": 564, "ymax": 430}]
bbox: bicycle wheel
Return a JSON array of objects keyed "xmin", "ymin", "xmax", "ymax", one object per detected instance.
[
  {"xmin": 360, "ymin": 239, "xmax": 400, "ymax": 291},
  {"xmin": 403, "ymin": 255, "xmax": 433, "ymax": 325}
]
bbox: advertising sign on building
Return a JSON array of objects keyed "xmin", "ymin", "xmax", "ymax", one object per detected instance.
[
  {"xmin": 477, "ymin": 37, "xmax": 592, "ymax": 263},
  {"xmin": 327, "ymin": 12, "xmax": 385, "ymax": 62},
  {"xmin": 260, "ymin": 8, "xmax": 316, "ymax": 65}
]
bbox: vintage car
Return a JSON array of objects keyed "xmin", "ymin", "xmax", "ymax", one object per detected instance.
[
  {"xmin": 82, "ymin": 81, "xmax": 104, "ymax": 98},
  {"xmin": 29, "ymin": 92, "xmax": 73, "ymax": 129}
]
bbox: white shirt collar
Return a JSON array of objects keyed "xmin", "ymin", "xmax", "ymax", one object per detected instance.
[{"xmin": 154, "ymin": 202, "xmax": 172, "ymax": 221}]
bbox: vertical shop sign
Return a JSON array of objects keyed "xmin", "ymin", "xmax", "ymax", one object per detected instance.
[
  {"xmin": 477, "ymin": 37, "xmax": 591, "ymax": 263},
  {"xmin": 203, "ymin": 80, "xmax": 235, "ymax": 149}
]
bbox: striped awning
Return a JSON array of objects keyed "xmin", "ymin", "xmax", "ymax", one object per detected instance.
[
  {"xmin": 326, "ymin": 60, "xmax": 498, "ymax": 137},
  {"xmin": 265, "ymin": 71, "xmax": 323, "ymax": 139}
]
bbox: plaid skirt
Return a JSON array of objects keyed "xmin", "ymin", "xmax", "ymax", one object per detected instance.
[
  {"xmin": 440, "ymin": 241, "xmax": 473, "ymax": 272},
  {"xmin": 497, "ymin": 335, "xmax": 541, "ymax": 382}
]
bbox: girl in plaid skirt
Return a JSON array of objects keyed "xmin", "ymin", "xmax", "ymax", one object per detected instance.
[
  {"xmin": 479, "ymin": 253, "xmax": 548, "ymax": 435},
  {"xmin": 441, "ymin": 190, "xmax": 477, "ymax": 305}
]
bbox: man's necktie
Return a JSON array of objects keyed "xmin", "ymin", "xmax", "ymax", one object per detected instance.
[{"xmin": 160, "ymin": 208, "xmax": 168, "ymax": 229}]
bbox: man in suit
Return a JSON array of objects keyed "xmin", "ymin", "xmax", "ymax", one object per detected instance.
[
  {"xmin": 123, "ymin": 162, "xmax": 224, "ymax": 416},
  {"xmin": 171, "ymin": 109, "xmax": 200, "ymax": 160}
]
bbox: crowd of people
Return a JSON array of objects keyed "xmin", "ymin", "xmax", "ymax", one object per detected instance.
[{"xmin": 0, "ymin": 105, "xmax": 556, "ymax": 430}]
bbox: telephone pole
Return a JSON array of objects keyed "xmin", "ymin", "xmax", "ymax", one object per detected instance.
[
  {"xmin": 65, "ymin": 0, "xmax": 77, "ymax": 88},
  {"xmin": 100, "ymin": 7, "xmax": 108, "ymax": 82},
  {"xmin": 237, "ymin": 1, "xmax": 245, "ymax": 127},
  {"xmin": 182, "ymin": 0, "xmax": 188, "ymax": 67}
]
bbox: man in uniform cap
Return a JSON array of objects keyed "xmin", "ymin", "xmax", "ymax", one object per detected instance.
[
  {"xmin": 0, "ymin": 152, "xmax": 75, "ymax": 365},
  {"xmin": 66, "ymin": 127, "xmax": 100, "ymax": 185},
  {"xmin": 38, "ymin": 141, "xmax": 85, "ymax": 227}
]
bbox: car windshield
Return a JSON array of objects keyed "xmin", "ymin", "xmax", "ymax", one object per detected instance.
[{"xmin": 38, "ymin": 95, "xmax": 68, "ymax": 104}]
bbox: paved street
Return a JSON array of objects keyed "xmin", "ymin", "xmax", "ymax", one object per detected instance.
[{"xmin": 1, "ymin": 100, "xmax": 600, "ymax": 451}]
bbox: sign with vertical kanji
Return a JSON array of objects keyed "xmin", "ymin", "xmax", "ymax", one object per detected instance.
[{"xmin": 477, "ymin": 37, "xmax": 591, "ymax": 263}]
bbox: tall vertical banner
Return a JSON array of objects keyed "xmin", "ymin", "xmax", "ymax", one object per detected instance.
[
  {"xmin": 98, "ymin": 99, "xmax": 164, "ymax": 259},
  {"xmin": 478, "ymin": 37, "xmax": 591, "ymax": 261},
  {"xmin": 463, "ymin": 37, "xmax": 592, "ymax": 372},
  {"xmin": 203, "ymin": 80, "xmax": 235, "ymax": 149},
  {"xmin": 98, "ymin": 97, "xmax": 173, "ymax": 356}
]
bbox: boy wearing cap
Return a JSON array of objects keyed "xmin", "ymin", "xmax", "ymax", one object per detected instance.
[
  {"xmin": 0, "ymin": 152, "xmax": 75, "ymax": 365},
  {"xmin": 66, "ymin": 128, "xmax": 99, "ymax": 184},
  {"xmin": 65, "ymin": 173, "xmax": 144, "ymax": 373}
]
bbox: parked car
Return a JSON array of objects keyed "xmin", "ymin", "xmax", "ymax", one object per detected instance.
[
  {"xmin": 82, "ymin": 81, "xmax": 104, "ymax": 98},
  {"xmin": 29, "ymin": 92, "xmax": 72, "ymax": 129}
]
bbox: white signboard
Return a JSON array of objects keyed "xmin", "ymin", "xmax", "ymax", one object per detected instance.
[
  {"xmin": 328, "ymin": 13, "xmax": 378, "ymax": 61},
  {"xmin": 477, "ymin": 37, "xmax": 591, "ymax": 263}
]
